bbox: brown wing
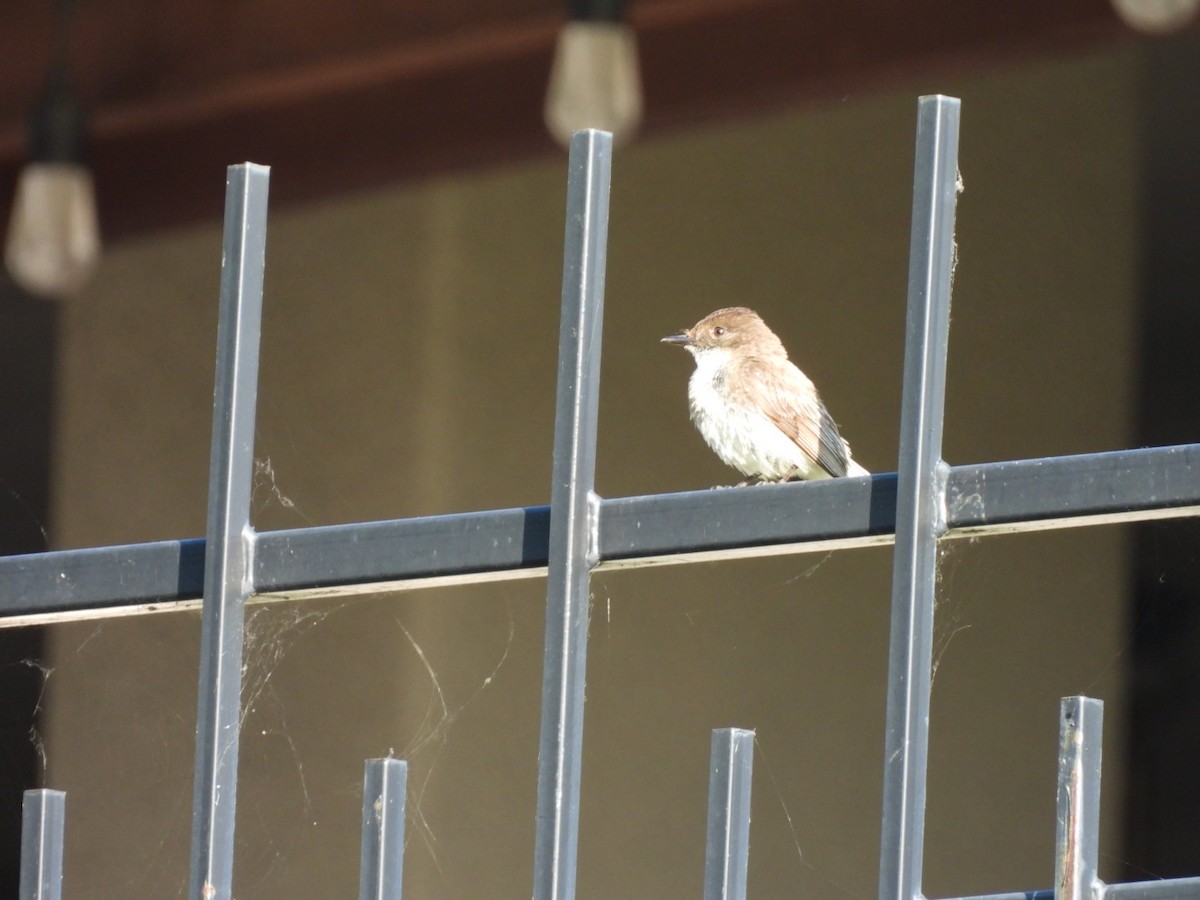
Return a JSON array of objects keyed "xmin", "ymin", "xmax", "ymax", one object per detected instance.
[{"xmin": 735, "ymin": 357, "xmax": 851, "ymax": 477}]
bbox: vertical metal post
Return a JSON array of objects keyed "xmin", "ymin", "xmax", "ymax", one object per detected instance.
[
  {"xmin": 19, "ymin": 789, "xmax": 65, "ymax": 900},
  {"xmin": 1056, "ymin": 697, "xmax": 1103, "ymax": 900},
  {"xmin": 188, "ymin": 162, "xmax": 270, "ymax": 900},
  {"xmin": 532, "ymin": 128, "xmax": 613, "ymax": 900},
  {"xmin": 360, "ymin": 758, "xmax": 408, "ymax": 900},
  {"xmin": 704, "ymin": 728, "xmax": 755, "ymax": 900},
  {"xmin": 878, "ymin": 95, "xmax": 961, "ymax": 900}
]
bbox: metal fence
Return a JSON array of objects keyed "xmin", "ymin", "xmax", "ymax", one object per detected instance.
[{"xmin": 3, "ymin": 94, "xmax": 1200, "ymax": 900}]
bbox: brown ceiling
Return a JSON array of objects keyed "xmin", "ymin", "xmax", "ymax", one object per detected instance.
[{"xmin": 1, "ymin": 0, "xmax": 1138, "ymax": 240}]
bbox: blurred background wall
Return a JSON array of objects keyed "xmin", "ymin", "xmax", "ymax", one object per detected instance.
[{"xmin": 1, "ymin": 2, "xmax": 1198, "ymax": 897}]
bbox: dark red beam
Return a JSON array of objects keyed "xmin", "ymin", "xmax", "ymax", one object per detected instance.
[{"xmin": 0, "ymin": 0, "xmax": 1134, "ymax": 241}]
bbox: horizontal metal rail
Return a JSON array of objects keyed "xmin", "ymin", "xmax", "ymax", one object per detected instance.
[
  {"xmin": 944, "ymin": 876, "xmax": 1200, "ymax": 900},
  {"xmin": 0, "ymin": 444, "xmax": 1197, "ymax": 627}
]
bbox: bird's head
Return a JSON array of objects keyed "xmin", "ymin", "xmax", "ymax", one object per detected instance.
[{"xmin": 661, "ymin": 306, "xmax": 787, "ymax": 360}]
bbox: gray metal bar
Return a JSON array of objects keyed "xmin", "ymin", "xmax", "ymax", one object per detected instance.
[
  {"xmin": 937, "ymin": 881, "xmax": 1200, "ymax": 900},
  {"xmin": 1056, "ymin": 697, "xmax": 1102, "ymax": 900},
  {"xmin": 258, "ymin": 506, "xmax": 550, "ymax": 593},
  {"xmin": 359, "ymin": 758, "xmax": 407, "ymax": 900},
  {"xmin": 2, "ymin": 444, "xmax": 1199, "ymax": 625},
  {"xmin": 878, "ymin": 94, "xmax": 961, "ymax": 900},
  {"xmin": 19, "ymin": 789, "xmax": 65, "ymax": 900},
  {"xmin": 0, "ymin": 448, "xmax": 1197, "ymax": 619},
  {"xmin": 704, "ymin": 728, "xmax": 755, "ymax": 900},
  {"xmin": 187, "ymin": 162, "xmax": 270, "ymax": 900},
  {"xmin": 942, "ymin": 446, "xmax": 1200, "ymax": 533},
  {"xmin": 533, "ymin": 128, "xmax": 612, "ymax": 900},
  {"xmin": 0, "ymin": 538, "xmax": 206, "ymax": 619},
  {"xmin": 1104, "ymin": 879, "xmax": 1200, "ymax": 899}
]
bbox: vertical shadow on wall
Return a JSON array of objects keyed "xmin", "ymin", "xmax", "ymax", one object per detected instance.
[
  {"xmin": 0, "ymin": 276, "xmax": 55, "ymax": 893},
  {"xmin": 1126, "ymin": 32, "xmax": 1200, "ymax": 881}
]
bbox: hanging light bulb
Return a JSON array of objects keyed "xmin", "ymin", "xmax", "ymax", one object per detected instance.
[
  {"xmin": 1110, "ymin": 0, "xmax": 1199, "ymax": 32},
  {"xmin": 5, "ymin": 0, "xmax": 100, "ymax": 299},
  {"xmin": 545, "ymin": 0, "xmax": 644, "ymax": 148}
]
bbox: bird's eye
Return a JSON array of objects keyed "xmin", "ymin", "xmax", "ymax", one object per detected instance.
[{"xmin": 713, "ymin": 326, "xmax": 725, "ymax": 337}]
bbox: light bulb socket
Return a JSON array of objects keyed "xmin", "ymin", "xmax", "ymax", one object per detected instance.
[
  {"xmin": 567, "ymin": 0, "xmax": 624, "ymax": 22},
  {"xmin": 29, "ymin": 76, "xmax": 88, "ymax": 165}
]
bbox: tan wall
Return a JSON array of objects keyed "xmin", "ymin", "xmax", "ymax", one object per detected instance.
[{"xmin": 43, "ymin": 45, "xmax": 1137, "ymax": 898}]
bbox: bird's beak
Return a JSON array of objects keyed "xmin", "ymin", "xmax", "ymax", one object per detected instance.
[{"xmin": 661, "ymin": 331, "xmax": 694, "ymax": 346}]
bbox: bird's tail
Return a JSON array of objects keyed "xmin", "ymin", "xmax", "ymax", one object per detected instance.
[
  {"xmin": 845, "ymin": 458, "xmax": 870, "ymax": 478},
  {"xmin": 841, "ymin": 437, "xmax": 870, "ymax": 477}
]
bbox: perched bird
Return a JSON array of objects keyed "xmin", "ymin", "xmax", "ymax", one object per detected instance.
[{"xmin": 662, "ymin": 306, "xmax": 868, "ymax": 483}]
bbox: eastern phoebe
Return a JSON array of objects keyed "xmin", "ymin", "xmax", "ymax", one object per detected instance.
[{"xmin": 662, "ymin": 306, "xmax": 868, "ymax": 484}]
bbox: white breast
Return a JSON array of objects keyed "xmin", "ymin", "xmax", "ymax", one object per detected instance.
[{"xmin": 686, "ymin": 349, "xmax": 827, "ymax": 481}]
